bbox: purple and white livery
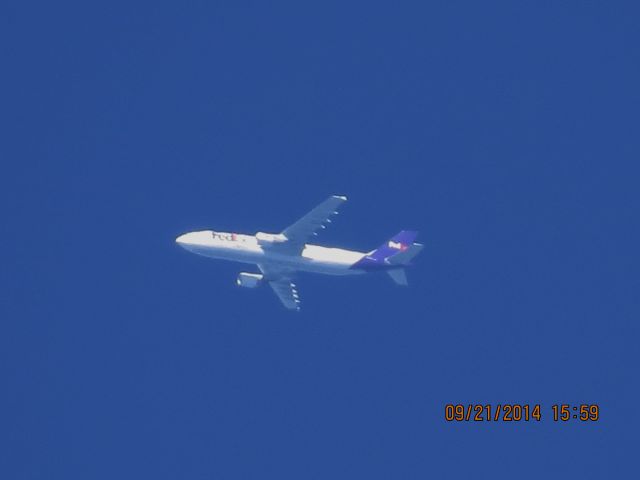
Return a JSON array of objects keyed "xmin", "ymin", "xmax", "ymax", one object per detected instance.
[{"xmin": 176, "ymin": 195, "xmax": 423, "ymax": 310}]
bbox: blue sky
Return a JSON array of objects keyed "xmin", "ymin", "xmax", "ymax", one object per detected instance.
[{"xmin": 1, "ymin": 2, "xmax": 638, "ymax": 478}]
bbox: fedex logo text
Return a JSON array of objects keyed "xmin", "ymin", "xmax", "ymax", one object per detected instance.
[{"xmin": 388, "ymin": 241, "xmax": 408, "ymax": 251}]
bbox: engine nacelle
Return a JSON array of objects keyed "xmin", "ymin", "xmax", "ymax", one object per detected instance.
[
  {"xmin": 255, "ymin": 231, "xmax": 288, "ymax": 246},
  {"xmin": 236, "ymin": 272, "xmax": 264, "ymax": 288}
]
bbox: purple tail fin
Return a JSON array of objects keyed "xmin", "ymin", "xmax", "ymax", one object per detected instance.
[
  {"xmin": 352, "ymin": 231, "xmax": 419, "ymax": 269},
  {"xmin": 368, "ymin": 230, "xmax": 418, "ymax": 262}
]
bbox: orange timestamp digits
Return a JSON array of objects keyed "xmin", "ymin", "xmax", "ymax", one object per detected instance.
[
  {"xmin": 551, "ymin": 404, "xmax": 600, "ymax": 421},
  {"xmin": 445, "ymin": 404, "xmax": 542, "ymax": 422},
  {"xmin": 444, "ymin": 404, "xmax": 601, "ymax": 422}
]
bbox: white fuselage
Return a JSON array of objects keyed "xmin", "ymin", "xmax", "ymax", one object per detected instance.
[{"xmin": 176, "ymin": 230, "xmax": 367, "ymax": 276}]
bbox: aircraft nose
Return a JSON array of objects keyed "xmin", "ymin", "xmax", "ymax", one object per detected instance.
[
  {"xmin": 175, "ymin": 233, "xmax": 189, "ymax": 245},
  {"xmin": 176, "ymin": 231, "xmax": 206, "ymax": 249}
]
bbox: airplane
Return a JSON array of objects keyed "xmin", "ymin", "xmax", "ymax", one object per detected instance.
[{"xmin": 175, "ymin": 195, "xmax": 423, "ymax": 310}]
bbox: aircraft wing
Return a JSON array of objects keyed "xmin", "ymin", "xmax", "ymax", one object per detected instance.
[
  {"xmin": 281, "ymin": 195, "xmax": 347, "ymax": 249},
  {"xmin": 269, "ymin": 278, "xmax": 301, "ymax": 311},
  {"xmin": 258, "ymin": 264, "xmax": 301, "ymax": 311}
]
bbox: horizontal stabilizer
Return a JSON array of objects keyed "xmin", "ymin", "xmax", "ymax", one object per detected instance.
[{"xmin": 387, "ymin": 268, "xmax": 408, "ymax": 286}]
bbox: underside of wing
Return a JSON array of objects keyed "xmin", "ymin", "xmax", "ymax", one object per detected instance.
[
  {"xmin": 258, "ymin": 263, "xmax": 301, "ymax": 311},
  {"xmin": 281, "ymin": 195, "xmax": 347, "ymax": 249},
  {"xmin": 269, "ymin": 279, "xmax": 301, "ymax": 311}
]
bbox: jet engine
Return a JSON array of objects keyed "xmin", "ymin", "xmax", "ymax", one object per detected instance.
[
  {"xmin": 255, "ymin": 232, "xmax": 287, "ymax": 246},
  {"xmin": 236, "ymin": 272, "xmax": 264, "ymax": 288}
]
